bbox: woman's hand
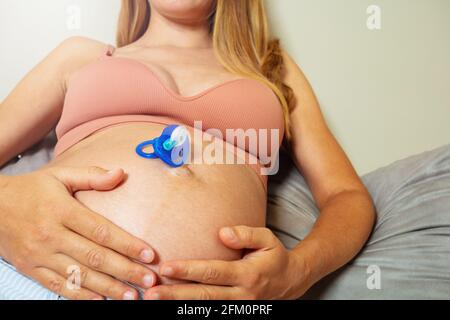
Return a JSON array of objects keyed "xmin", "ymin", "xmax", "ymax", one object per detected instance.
[
  {"xmin": 0, "ymin": 166, "xmax": 157, "ymax": 300},
  {"xmin": 143, "ymin": 226, "xmax": 312, "ymax": 300}
]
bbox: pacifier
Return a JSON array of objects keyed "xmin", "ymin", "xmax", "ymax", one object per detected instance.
[{"xmin": 135, "ymin": 124, "xmax": 190, "ymax": 168}]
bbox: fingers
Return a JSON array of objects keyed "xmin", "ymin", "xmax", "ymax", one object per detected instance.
[
  {"xmin": 144, "ymin": 284, "xmax": 239, "ymax": 300},
  {"xmin": 32, "ymin": 267, "xmax": 103, "ymax": 300},
  {"xmin": 50, "ymin": 253, "xmax": 140, "ymax": 300},
  {"xmin": 160, "ymin": 260, "xmax": 243, "ymax": 286},
  {"xmin": 49, "ymin": 166, "xmax": 125, "ymax": 193},
  {"xmin": 219, "ymin": 226, "xmax": 279, "ymax": 250},
  {"xmin": 49, "ymin": 165, "xmax": 155, "ymax": 263},
  {"xmin": 62, "ymin": 201, "xmax": 155, "ymax": 264},
  {"xmin": 59, "ymin": 230, "xmax": 156, "ymax": 290}
]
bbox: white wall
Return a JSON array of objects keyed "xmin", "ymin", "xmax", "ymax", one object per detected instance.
[
  {"xmin": 1, "ymin": 0, "xmax": 449, "ymax": 175},
  {"xmin": 0, "ymin": 0, "xmax": 121, "ymax": 97},
  {"xmin": 266, "ymin": 0, "xmax": 450, "ymax": 174}
]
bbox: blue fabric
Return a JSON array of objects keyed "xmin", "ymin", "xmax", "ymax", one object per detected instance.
[{"xmin": 0, "ymin": 258, "xmax": 60, "ymax": 300}]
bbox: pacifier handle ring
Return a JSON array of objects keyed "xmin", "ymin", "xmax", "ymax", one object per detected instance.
[
  {"xmin": 135, "ymin": 124, "xmax": 190, "ymax": 168},
  {"xmin": 135, "ymin": 139, "xmax": 158, "ymax": 159}
]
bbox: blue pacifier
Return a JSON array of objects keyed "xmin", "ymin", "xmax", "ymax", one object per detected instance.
[{"xmin": 135, "ymin": 124, "xmax": 190, "ymax": 168}]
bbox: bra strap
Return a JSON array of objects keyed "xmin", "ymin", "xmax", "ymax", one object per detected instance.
[{"xmin": 103, "ymin": 44, "xmax": 116, "ymax": 57}]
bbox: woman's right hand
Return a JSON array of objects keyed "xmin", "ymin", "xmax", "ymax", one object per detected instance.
[{"xmin": 0, "ymin": 166, "xmax": 157, "ymax": 300}]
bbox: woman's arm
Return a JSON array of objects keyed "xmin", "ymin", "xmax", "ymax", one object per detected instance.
[
  {"xmin": 0, "ymin": 36, "xmax": 103, "ymax": 167},
  {"xmin": 282, "ymin": 51, "xmax": 376, "ymax": 289},
  {"xmin": 141, "ymin": 52, "xmax": 376, "ymax": 300},
  {"xmin": 0, "ymin": 37, "xmax": 159, "ymax": 300}
]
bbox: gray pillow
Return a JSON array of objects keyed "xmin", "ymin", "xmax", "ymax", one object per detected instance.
[
  {"xmin": 268, "ymin": 144, "xmax": 450, "ymax": 299},
  {"xmin": 1, "ymin": 132, "xmax": 450, "ymax": 299}
]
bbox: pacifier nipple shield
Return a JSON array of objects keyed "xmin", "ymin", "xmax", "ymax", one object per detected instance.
[{"xmin": 136, "ymin": 125, "xmax": 190, "ymax": 168}]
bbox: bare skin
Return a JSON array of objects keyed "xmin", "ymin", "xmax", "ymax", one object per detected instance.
[
  {"xmin": 0, "ymin": 0, "xmax": 375, "ymax": 300},
  {"xmin": 49, "ymin": 123, "xmax": 266, "ymax": 273}
]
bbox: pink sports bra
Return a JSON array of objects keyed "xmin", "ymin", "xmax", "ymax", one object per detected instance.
[{"xmin": 54, "ymin": 45, "xmax": 285, "ymax": 187}]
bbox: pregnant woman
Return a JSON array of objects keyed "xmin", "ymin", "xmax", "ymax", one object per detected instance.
[{"xmin": 0, "ymin": 0, "xmax": 375, "ymax": 300}]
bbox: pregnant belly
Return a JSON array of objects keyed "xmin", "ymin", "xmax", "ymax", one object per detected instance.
[{"xmin": 47, "ymin": 122, "xmax": 267, "ymax": 283}]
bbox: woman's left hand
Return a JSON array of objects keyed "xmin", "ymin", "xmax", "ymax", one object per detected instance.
[{"xmin": 143, "ymin": 226, "xmax": 312, "ymax": 300}]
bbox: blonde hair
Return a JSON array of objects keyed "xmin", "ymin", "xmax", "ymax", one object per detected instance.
[{"xmin": 117, "ymin": 0, "xmax": 294, "ymax": 139}]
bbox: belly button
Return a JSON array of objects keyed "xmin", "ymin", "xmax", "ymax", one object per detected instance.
[{"xmin": 166, "ymin": 165, "xmax": 193, "ymax": 177}]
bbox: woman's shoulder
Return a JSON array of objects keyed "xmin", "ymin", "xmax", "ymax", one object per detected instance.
[
  {"xmin": 49, "ymin": 36, "xmax": 110, "ymax": 83},
  {"xmin": 278, "ymin": 48, "xmax": 310, "ymax": 91},
  {"xmin": 59, "ymin": 36, "xmax": 106, "ymax": 48},
  {"xmin": 55, "ymin": 36, "xmax": 109, "ymax": 62}
]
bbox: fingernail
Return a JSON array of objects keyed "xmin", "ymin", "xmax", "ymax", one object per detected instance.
[
  {"xmin": 147, "ymin": 292, "xmax": 161, "ymax": 300},
  {"xmin": 140, "ymin": 249, "xmax": 154, "ymax": 263},
  {"xmin": 142, "ymin": 274, "xmax": 155, "ymax": 288},
  {"xmin": 92, "ymin": 296, "xmax": 104, "ymax": 300},
  {"xmin": 222, "ymin": 227, "xmax": 235, "ymax": 240},
  {"xmin": 161, "ymin": 266, "xmax": 174, "ymax": 277},
  {"xmin": 107, "ymin": 169, "xmax": 118, "ymax": 175},
  {"xmin": 123, "ymin": 291, "xmax": 136, "ymax": 300}
]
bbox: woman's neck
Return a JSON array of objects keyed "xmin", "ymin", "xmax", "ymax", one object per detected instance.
[{"xmin": 137, "ymin": 9, "xmax": 213, "ymax": 49}]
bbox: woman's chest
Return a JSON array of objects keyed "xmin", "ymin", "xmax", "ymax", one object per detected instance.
[{"xmin": 114, "ymin": 49, "xmax": 237, "ymax": 98}]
